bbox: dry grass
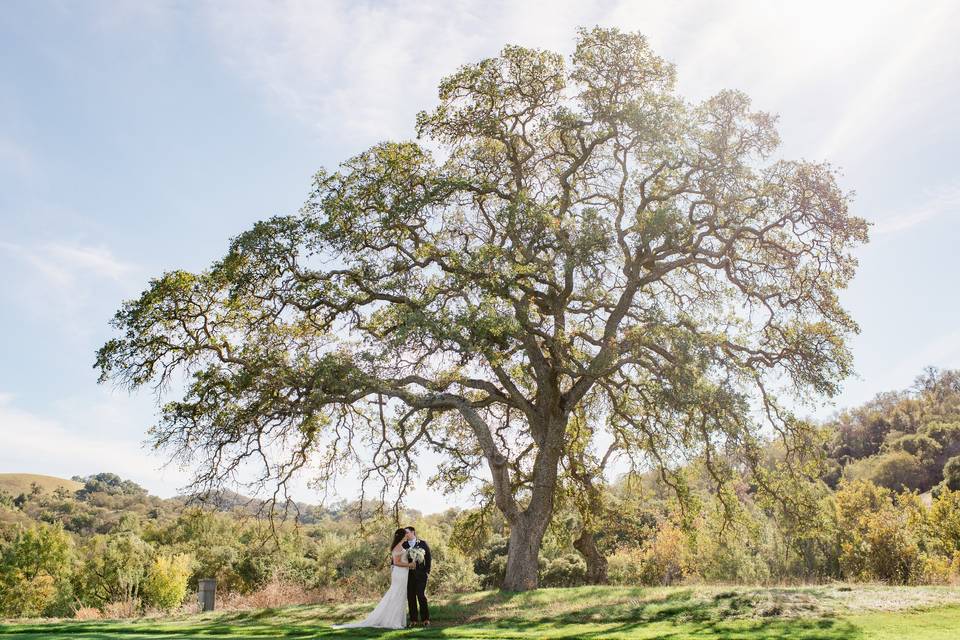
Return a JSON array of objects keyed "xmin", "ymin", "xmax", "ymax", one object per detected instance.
[
  {"xmin": 71, "ymin": 607, "xmax": 101, "ymax": 620},
  {"xmin": 0, "ymin": 473, "xmax": 82, "ymax": 496},
  {"xmin": 825, "ymin": 583, "xmax": 960, "ymax": 611},
  {"xmin": 100, "ymin": 598, "xmax": 141, "ymax": 619},
  {"xmin": 217, "ymin": 577, "xmax": 354, "ymax": 611}
]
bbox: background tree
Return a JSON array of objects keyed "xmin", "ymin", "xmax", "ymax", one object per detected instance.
[
  {"xmin": 0, "ymin": 523, "xmax": 74, "ymax": 617},
  {"xmin": 95, "ymin": 27, "xmax": 867, "ymax": 590},
  {"xmin": 561, "ymin": 403, "xmax": 617, "ymax": 584}
]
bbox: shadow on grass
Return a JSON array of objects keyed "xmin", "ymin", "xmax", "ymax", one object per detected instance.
[
  {"xmin": 0, "ymin": 588, "xmax": 867, "ymax": 639},
  {"xmin": 0, "ymin": 617, "xmax": 866, "ymax": 640}
]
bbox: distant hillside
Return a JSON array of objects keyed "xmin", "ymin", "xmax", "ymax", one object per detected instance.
[{"xmin": 0, "ymin": 473, "xmax": 82, "ymax": 496}]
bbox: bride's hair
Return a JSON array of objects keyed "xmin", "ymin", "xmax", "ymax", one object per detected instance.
[{"xmin": 390, "ymin": 528, "xmax": 407, "ymax": 550}]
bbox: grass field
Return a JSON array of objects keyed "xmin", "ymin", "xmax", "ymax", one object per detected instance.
[
  {"xmin": 2, "ymin": 585, "xmax": 960, "ymax": 639},
  {"xmin": 0, "ymin": 473, "xmax": 82, "ymax": 496}
]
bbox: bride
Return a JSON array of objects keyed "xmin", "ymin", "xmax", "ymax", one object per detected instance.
[{"xmin": 331, "ymin": 528, "xmax": 415, "ymax": 630}]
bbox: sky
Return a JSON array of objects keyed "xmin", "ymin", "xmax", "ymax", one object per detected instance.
[{"xmin": 1, "ymin": 0, "xmax": 959, "ymax": 513}]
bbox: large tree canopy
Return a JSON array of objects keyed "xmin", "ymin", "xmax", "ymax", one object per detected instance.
[{"xmin": 96, "ymin": 27, "xmax": 868, "ymax": 590}]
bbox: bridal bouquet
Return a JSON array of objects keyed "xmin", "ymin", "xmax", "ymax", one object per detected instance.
[{"xmin": 407, "ymin": 547, "xmax": 426, "ymax": 566}]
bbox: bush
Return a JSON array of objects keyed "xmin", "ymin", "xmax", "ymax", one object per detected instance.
[
  {"xmin": 102, "ymin": 597, "xmax": 141, "ymax": 619},
  {"xmin": 847, "ymin": 451, "xmax": 928, "ymax": 492},
  {"xmin": 473, "ymin": 535, "xmax": 509, "ymax": 589},
  {"xmin": 940, "ymin": 456, "xmax": 960, "ymax": 492},
  {"xmin": 921, "ymin": 422, "xmax": 960, "ymax": 466},
  {"xmin": 834, "ymin": 481, "xmax": 924, "ymax": 583},
  {"xmin": 73, "ymin": 530, "xmax": 153, "ymax": 610},
  {"xmin": 0, "ymin": 572, "xmax": 56, "ymax": 618},
  {"xmin": 927, "ymin": 488, "xmax": 960, "ymax": 556},
  {"xmin": 835, "ymin": 480, "xmax": 890, "ymax": 579},
  {"xmin": 638, "ymin": 523, "xmax": 690, "ymax": 585},
  {"xmin": 425, "ymin": 540, "xmax": 479, "ymax": 594},
  {"xmin": 918, "ymin": 553, "xmax": 954, "ymax": 585},
  {"xmin": 862, "ymin": 508, "xmax": 921, "ymax": 583},
  {"xmin": 142, "ymin": 553, "xmax": 192, "ymax": 611},
  {"xmin": 698, "ymin": 538, "xmax": 772, "ymax": 584},
  {"xmin": 218, "ymin": 574, "xmax": 326, "ymax": 610},
  {"xmin": 607, "ymin": 547, "xmax": 647, "ymax": 585},
  {"xmin": 73, "ymin": 606, "xmax": 101, "ymax": 620},
  {"xmin": 539, "ymin": 554, "xmax": 586, "ymax": 587}
]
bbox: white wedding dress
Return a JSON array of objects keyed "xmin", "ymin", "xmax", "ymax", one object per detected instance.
[{"xmin": 332, "ymin": 546, "xmax": 408, "ymax": 629}]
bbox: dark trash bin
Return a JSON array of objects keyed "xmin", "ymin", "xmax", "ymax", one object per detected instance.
[{"xmin": 198, "ymin": 578, "xmax": 217, "ymax": 612}]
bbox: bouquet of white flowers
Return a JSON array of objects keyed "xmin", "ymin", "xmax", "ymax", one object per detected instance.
[{"xmin": 407, "ymin": 547, "xmax": 426, "ymax": 566}]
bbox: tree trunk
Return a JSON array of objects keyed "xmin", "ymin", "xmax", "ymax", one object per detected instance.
[
  {"xmin": 500, "ymin": 437, "xmax": 562, "ymax": 591},
  {"xmin": 497, "ymin": 415, "xmax": 565, "ymax": 591},
  {"xmin": 501, "ymin": 511, "xmax": 549, "ymax": 591},
  {"xmin": 573, "ymin": 529, "xmax": 608, "ymax": 584}
]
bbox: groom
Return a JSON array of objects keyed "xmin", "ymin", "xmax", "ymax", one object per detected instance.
[{"xmin": 402, "ymin": 526, "xmax": 431, "ymax": 626}]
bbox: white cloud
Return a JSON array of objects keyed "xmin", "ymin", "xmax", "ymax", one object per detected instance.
[
  {"xmin": 0, "ymin": 391, "xmax": 188, "ymax": 496},
  {"xmin": 0, "ymin": 240, "xmax": 140, "ymax": 340},
  {"xmin": 872, "ymin": 180, "xmax": 960, "ymax": 235},
  {"xmin": 199, "ymin": 0, "xmax": 960, "ymax": 165},
  {"xmin": 0, "ymin": 240, "xmax": 136, "ymax": 288},
  {"xmin": 814, "ymin": 1, "xmax": 958, "ymax": 160},
  {"xmin": 201, "ymin": 0, "xmax": 607, "ymax": 144},
  {"xmin": 44, "ymin": 243, "xmax": 136, "ymax": 282}
]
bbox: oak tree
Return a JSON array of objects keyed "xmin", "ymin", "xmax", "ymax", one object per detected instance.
[{"xmin": 96, "ymin": 27, "xmax": 868, "ymax": 590}]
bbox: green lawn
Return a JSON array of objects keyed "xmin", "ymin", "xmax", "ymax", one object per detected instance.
[{"xmin": 3, "ymin": 585, "xmax": 960, "ymax": 639}]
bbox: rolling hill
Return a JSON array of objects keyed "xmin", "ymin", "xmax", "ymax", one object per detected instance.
[{"xmin": 0, "ymin": 473, "xmax": 83, "ymax": 496}]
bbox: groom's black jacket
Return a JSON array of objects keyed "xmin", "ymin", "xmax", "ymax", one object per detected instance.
[{"xmin": 402, "ymin": 539, "xmax": 432, "ymax": 574}]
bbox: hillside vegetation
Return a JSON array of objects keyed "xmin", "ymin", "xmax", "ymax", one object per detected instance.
[{"xmin": 824, "ymin": 367, "xmax": 960, "ymax": 494}]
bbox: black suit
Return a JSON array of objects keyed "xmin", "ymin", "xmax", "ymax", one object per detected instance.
[{"xmin": 402, "ymin": 539, "xmax": 431, "ymax": 622}]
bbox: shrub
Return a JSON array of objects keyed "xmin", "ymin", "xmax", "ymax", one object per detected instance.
[
  {"xmin": 73, "ymin": 530, "xmax": 153, "ymax": 610},
  {"xmin": 0, "ymin": 572, "xmax": 56, "ymax": 618},
  {"xmin": 638, "ymin": 523, "xmax": 690, "ymax": 585},
  {"xmin": 142, "ymin": 553, "xmax": 192, "ymax": 611},
  {"xmin": 927, "ymin": 488, "xmax": 960, "ymax": 556},
  {"xmin": 919, "ymin": 554, "xmax": 954, "ymax": 585},
  {"xmin": 218, "ymin": 574, "xmax": 326, "ymax": 610},
  {"xmin": 539, "ymin": 554, "xmax": 586, "ymax": 587},
  {"xmin": 835, "ymin": 480, "xmax": 891, "ymax": 580},
  {"xmin": 607, "ymin": 547, "xmax": 647, "ymax": 585},
  {"xmin": 861, "ymin": 508, "xmax": 921, "ymax": 583},
  {"xmin": 920, "ymin": 421, "xmax": 960, "ymax": 466},
  {"xmin": 426, "ymin": 541, "xmax": 479, "ymax": 594},
  {"xmin": 102, "ymin": 597, "xmax": 141, "ymax": 619},
  {"xmin": 73, "ymin": 606, "xmax": 101, "ymax": 620},
  {"xmin": 848, "ymin": 451, "xmax": 928, "ymax": 492},
  {"xmin": 941, "ymin": 456, "xmax": 960, "ymax": 492},
  {"xmin": 834, "ymin": 481, "xmax": 924, "ymax": 583},
  {"xmin": 698, "ymin": 538, "xmax": 772, "ymax": 584},
  {"xmin": 473, "ymin": 534, "xmax": 509, "ymax": 589}
]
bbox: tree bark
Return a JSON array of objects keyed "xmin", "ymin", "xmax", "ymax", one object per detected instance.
[
  {"xmin": 501, "ymin": 510, "xmax": 550, "ymax": 591},
  {"xmin": 500, "ymin": 422, "xmax": 564, "ymax": 591},
  {"xmin": 573, "ymin": 529, "xmax": 608, "ymax": 584}
]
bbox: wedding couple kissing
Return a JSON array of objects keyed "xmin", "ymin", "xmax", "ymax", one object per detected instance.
[{"xmin": 332, "ymin": 526, "xmax": 433, "ymax": 630}]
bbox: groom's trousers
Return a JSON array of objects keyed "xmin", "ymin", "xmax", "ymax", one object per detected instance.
[{"xmin": 407, "ymin": 571, "xmax": 429, "ymax": 622}]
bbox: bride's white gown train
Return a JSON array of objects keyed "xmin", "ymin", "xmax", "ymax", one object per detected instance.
[{"xmin": 332, "ymin": 546, "xmax": 408, "ymax": 629}]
